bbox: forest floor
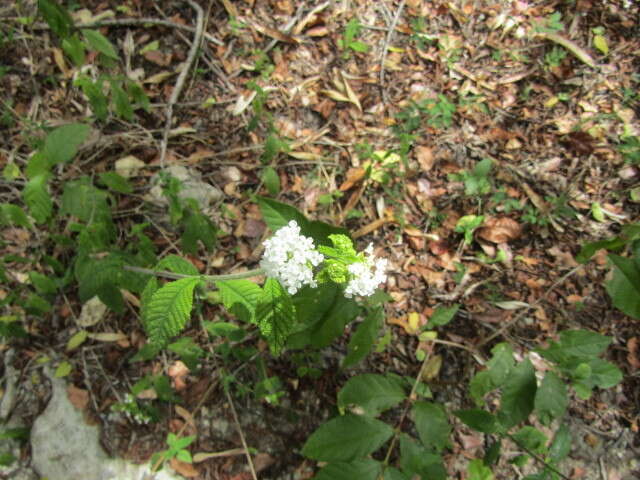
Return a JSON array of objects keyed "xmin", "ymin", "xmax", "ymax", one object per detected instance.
[{"xmin": 0, "ymin": 0, "xmax": 639, "ymax": 479}]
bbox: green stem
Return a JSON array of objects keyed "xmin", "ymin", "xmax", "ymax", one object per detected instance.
[
  {"xmin": 505, "ymin": 432, "xmax": 571, "ymax": 480},
  {"xmin": 123, "ymin": 265, "xmax": 264, "ymax": 283}
]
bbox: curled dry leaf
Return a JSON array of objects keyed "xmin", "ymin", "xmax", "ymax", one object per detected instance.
[
  {"xmin": 415, "ymin": 145, "xmax": 435, "ymax": 172},
  {"xmin": 168, "ymin": 360, "xmax": 190, "ymax": 391},
  {"xmin": 477, "ymin": 216, "xmax": 522, "ymax": 244},
  {"xmin": 170, "ymin": 458, "xmax": 199, "ymax": 478},
  {"xmin": 339, "ymin": 167, "xmax": 366, "ymax": 191}
]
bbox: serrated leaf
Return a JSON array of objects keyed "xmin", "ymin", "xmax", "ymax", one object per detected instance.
[
  {"xmin": 314, "ymin": 459, "xmax": 382, "ymax": 480},
  {"xmin": 338, "ymin": 374, "xmax": 406, "ymax": 417},
  {"xmin": 470, "ymin": 370, "xmax": 493, "ymax": 406},
  {"xmin": 342, "ymin": 307, "xmax": 382, "ymax": 368},
  {"xmin": 43, "ymin": 123, "xmax": 91, "ymax": 166},
  {"xmin": 144, "ymin": 277, "xmax": 200, "ymax": 347},
  {"xmin": 549, "ymin": 423, "xmax": 571, "ymax": 462},
  {"xmin": 29, "ymin": 271, "xmax": 57, "ymax": 295},
  {"xmin": 412, "ymin": 401, "xmax": 451, "ymax": 452},
  {"xmin": 606, "ymin": 261, "xmax": 640, "ymax": 319},
  {"xmin": 399, "ymin": 434, "xmax": 447, "ymax": 480},
  {"xmin": 61, "ymin": 178, "xmax": 111, "ymax": 223},
  {"xmin": 76, "ymin": 255, "xmax": 126, "ymax": 313},
  {"xmin": 215, "ymin": 279, "xmax": 262, "ymax": 324},
  {"xmin": 0, "ymin": 203, "xmax": 32, "ymax": 229},
  {"xmin": 534, "ymin": 371, "xmax": 567, "ymax": 425},
  {"xmin": 156, "ymin": 255, "xmax": 199, "ymax": 275},
  {"xmin": 538, "ymin": 330, "xmax": 613, "ymax": 363},
  {"xmin": 454, "ymin": 409, "xmax": 498, "ymax": 434},
  {"xmin": 23, "ymin": 174, "xmax": 52, "ymax": 224},
  {"xmin": 255, "ymin": 278, "xmax": 295, "ymax": 355},
  {"xmin": 302, "ymin": 414, "xmax": 393, "ymax": 462},
  {"xmin": 98, "ymin": 172, "xmax": 133, "ymax": 194},
  {"xmin": 81, "ymin": 29, "xmax": 119, "ymax": 60},
  {"xmin": 498, "ymin": 359, "xmax": 537, "ymax": 429}
]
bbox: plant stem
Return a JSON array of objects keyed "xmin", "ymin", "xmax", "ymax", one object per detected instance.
[
  {"xmin": 123, "ymin": 265, "xmax": 265, "ymax": 283},
  {"xmin": 506, "ymin": 433, "xmax": 571, "ymax": 480}
]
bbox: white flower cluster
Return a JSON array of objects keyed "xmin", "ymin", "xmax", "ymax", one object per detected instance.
[
  {"xmin": 344, "ymin": 244, "xmax": 388, "ymax": 298},
  {"xmin": 260, "ymin": 220, "xmax": 324, "ymax": 295}
]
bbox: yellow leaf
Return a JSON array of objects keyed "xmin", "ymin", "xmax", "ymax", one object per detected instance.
[
  {"xmin": 421, "ymin": 354, "xmax": 442, "ymax": 381},
  {"xmin": 55, "ymin": 361, "xmax": 72, "ymax": 378},
  {"xmin": 321, "ymin": 89, "xmax": 351, "ymax": 103},
  {"xmin": 87, "ymin": 332, "xmax": 127, "ymax": 342},
  {"xmin": 66, "ymin": 330, "xmax": 88, "ymax": 351},
  {"xmin": 408, "ymin": 312, "xmax": 421, "ymax": 334},
  {"xmin": 593, "ymin": 35, "xmax": 608, "ymax": 55}
]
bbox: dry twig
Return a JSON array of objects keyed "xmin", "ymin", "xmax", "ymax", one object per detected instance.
[{"xmin": 379, "ymin": 0, "xmax": 406, "ymax": 104}]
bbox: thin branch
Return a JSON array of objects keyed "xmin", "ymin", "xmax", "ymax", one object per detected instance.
[
  {"xmin": 507, "ymin": 433, "xmax": 571, "ymax": 480},
  {"xmin": 379, "ymin": 0, "xmax": 406, "ymax": 104},
  {"xmin": 76, "ymin": 17, "xmax": 223, "ymax": 46},
  {"xmin": 159, "ymin": 0, "xmax": 204, "ymax": 169},
  {"xmin": 123, "ymin": 265, "xmax": 264, "ymax": 283}
]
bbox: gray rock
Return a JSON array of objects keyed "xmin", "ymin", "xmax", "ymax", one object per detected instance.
[
  {"xmin": 147, "ymin": 165, "xmax": 223, "ymax": 211},
  {"xmin": 30, "ymin": 369, "xmax": 183, "ymax": 480}
]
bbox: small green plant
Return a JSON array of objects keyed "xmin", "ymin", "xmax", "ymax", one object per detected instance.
[
  {"xmin": 150, "ymin": 433, "xmax": 196, "ymax": 471},
  {"xmin": 618, "ymin": 135, "xmax": 640, "ymax": 164},
  {"xmin": 338, "ymin": 18, "xmax": 369, "ymax": 57},
  {"xmin": 544, "ymin": 46, "xmax": 567, "ymax": 68},
  {"xmin": 455, "ymin": 215, "xmax": 485, "ymax": 245},
  {"xmin": 449, "ymin": 158, "xmax": 493, "ymax": 196},
  {"xmin": 534, "ymin": 12, "xmax": 564, "ymax": 34},
  {"xmin": 578, "ymin": 223, "xmax": 640, "ymax": 319}
]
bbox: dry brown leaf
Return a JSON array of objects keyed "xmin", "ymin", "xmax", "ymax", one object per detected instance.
[
  {"xmin": 143, "ymin": 71, "xmax": 175, "ymax": 84},
  {"xmin": 87, "ymin": 331, "xmax": 127, "ymax": 342},
  {"xmin": 341, "ymin": 73, "xmax": 362, "ymax": 112},
  {"xmin": 143, "ymin": 50, "xmax": 171, "ymax": 66},
  {"xmin": 339, "ymin": 167, "xmax": 366, "ymax": 191},
  {"xmin": 477, "ymin": 217, "xmax": 522, "ymax": 243},
  {"xmin": 415, "ymin": 146, "xmax": 435, "ymax": 171},
  {"xmin": 175, "ymin": 405, "xmax": 196, "ymax": 431},
  {"xmin": 170, "ymin": 458, "xmax": 199, "ymax": 478},
  {"xmin": 67, "ymin": 385, "xmax": 89, "ymax": 410}
]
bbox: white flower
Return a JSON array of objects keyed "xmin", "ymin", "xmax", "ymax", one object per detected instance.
[
  {"xmin": 260, "ymin": 220, "xmax": 324, "ymax": 295},
  {"xmin": 344, "ymin": 244, "xmax": 388, "ymax": 298}
]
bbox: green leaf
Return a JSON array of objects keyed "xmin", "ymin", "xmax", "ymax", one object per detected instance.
[
  {"xmin": 67, "ymin": 330, "xmax": 88, "ymax": 351},
  {"xmin": 484, "ymin": 440, "xmax": 501, "ymax": 466},
  {"xmin": 216, "ymin": 279, "xmax": 262, "ymax": 324},
  {"xmin": 302, "ymin": 414, "xmax": 393, "ymax": 462},
  {"xmin": 168, "ymin": 337, "xmax": 204, "ymax": 370},
  {"xmin": 74, "ymin": 76, "xmax": 108, "ymax": 121},
  {"xmin": 587, "ymin": 357, "xmax": 623, "ymax": 389},
  {"xmin": 548, "ymin": 423, "xmax": 571, "ymax": 462},
  {"xmin": 338, "ymin": 373, "xmax": 406, "ymax": 417},
  {"xmin": 29, "ymin": 271, "xmax": 57, "ymax": 295},
  {"xmin": 412, "ymin": 401, "xmax": 451, "ymax": 452},
  {"xmin": 256, "ymin": 196, "xmax": 308, "ymax": 233},
  {"xmin": 289, "ymin": 283, "xmax": 359, "ymax": 349},
  {"xmin": 0, "ymin": 203, "xmax": 32, "ymax": 229},
  {"xmin": 175, "ymin": 449, "xmax": 192, "ymax": 463},
  {"xmin": 426, "ymin": 304, "xmax": 459, "ymax": 328},
  {"xmin": 23, "ymin": 174, "xmax": 52, "ymax": 224},
  {"xmin": 314, "ymin": 460, "xmax": 382, "ymax": 480},
  {"xmin": 38, "ymin": 0, "xmax": 73, "ymax": 38},
  {"xmin": 61, "ymin": 178, "xmax": 111, "ymax": 223},
  {"xmin": 55, "ymin": 361, "xmax": 72, "ymax": 378},
  {"xmin": 593, "ymin": 35, "xmax": 608, "ymax": 55},
  {"xmin": 181, "ymin": 211, "xmax": 217, "ymax": 254},
  {"xmin": 399, "ymin": 434, "xmax": 447, "ymax": 480},
  {"xmin": 454, "ymin": 409, "xmax": 498, "ymax": 434},
  {"xmin": 261, "ymin": 166, "xmax": 280, "ymax": 195},
  {"xmin": 469, "ymin": 370, "xmax": 493, "ymax": 406},
  {"xmin": 512, "ymin": 426, "xmax": 547, "ymax": 454},
  {"xmin": 109, "ymin": 79, "xmax": 133, "ymax": 121},
  {"xmin": 156, "ymin": 255, "xmax": 199, "ymax": 276},
  {"xmin": 143, "ymin": 277, "xmax": 200, "ymax": 347},
  {"xmin": 467, "ymin": 459, "xmax": 494, "ymax": 480},
  {"xmin": 538, "ymin": 330, "xmax": 613, "ymax": 363},
  {"xmin": 342, "ymin": 307, "xmax": 382, "ymax": 368},
  {"xmin": 203, "ymin": 321, "xmax": 246, "ymax": 341},
  {"xmin": 487, "ymin": 343, "xmax": 515, "ymax": 388},
  {"xmin": 98, "ymin": 172, "xmax": 133, "ymax": 194},
  {"xmin": 608, "ymin": 254, "xmax": 640, "ymax": 295},
  {"xmin": 75, "ymin": 255, "xmax": 126, "ymax": 313},
  {"xmin": 81, "ymin": 29, "xmax": 119, "ymax": 60},
  {"xmin": 255, "ymin": 278, "xmax": 296, "ymax": 355},
  {"xmin": 62, "ymin": 33, "xmax": 85, "ymax": 66},
  {"xmin": 43, "ymin": 123, "xmax": 91, "ymax": 166},
  {"xmin": 534, "ymin": 371, "xmax": 567, "ymax": 425},
  {"xmin": 606, "ymin": 262, "xmax": 640, "ymax": 318},
  {"xmin": 498, "ymin": 359, "xmax": 537, "ymax": 429},
  {"xmin": 383, "ymin": 467, "xmax": 410, "ymax": 480}
]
